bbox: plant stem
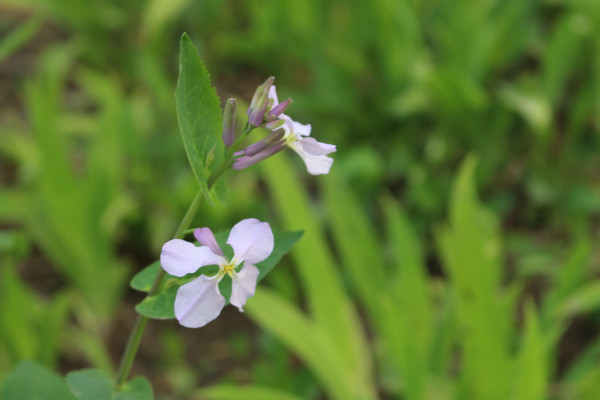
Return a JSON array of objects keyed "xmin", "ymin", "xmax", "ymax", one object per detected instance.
[{"xmin": 115, "ymin": 156, "xmax": 234, "ymax": 388}]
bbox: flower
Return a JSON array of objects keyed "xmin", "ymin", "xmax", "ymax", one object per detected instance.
[
  {"xmin": 160, "ymin": 218, "xmax": 274, "ymax": 328},
  {"xmin": 234, "ymin": 86, "xmax": 336, "ymax": 175}
]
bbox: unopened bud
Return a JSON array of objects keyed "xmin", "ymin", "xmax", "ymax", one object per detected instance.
[
  {"xmin": 264, "ymin": 119, "xmax": 286, "ymax": 131},
  {"xmin": 247, "ymin": 77, "xmax": 274, "ymax": 127},
  {"xmin": 236, "ymin": 129, "xmax": 285, "ymax": 157},
  {"xmin": 233, "ymin": 140, "xmax": 286, "ymax": 170},
  {"xmin": 267, "ymin": 98, "xmax": 292, "ymax": 121},
  {"xmin": 222, "ymin": 98, "xmax": 237, "ymax": 146}
]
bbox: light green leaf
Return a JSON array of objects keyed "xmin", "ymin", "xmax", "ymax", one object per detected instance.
[
  {"xmin": 0, "ymin": 361, "xmax": 77, "ymax": 400},
  {"xmin": 175, "ymin": 33, "xmax": 224, "ymax": 206},
  {"xmin": 199, "ymin": 384, "xmax": 305, "ymax": 400},
  {"xmin": 513, "ymin": 301, "xmax": 546, "ymax": 400}
]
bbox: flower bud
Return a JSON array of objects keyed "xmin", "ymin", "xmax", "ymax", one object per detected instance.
[
  {"xmin": 233, "ymin": 140, "xmax": 286, "ymax": 170},
  {"xmin": 236, "ymin": 129, "xmax": 284, "ymax": 157},
  {"xmin": 267, "ymin": 98, "xmax": 292, "ymax": 121},
  {"xmin": 247, "ymin": 76, "xmax": 274, "ymax": 127},
  {"xmin": 222, "ymin": 98, "xmax": 236, "ymax": 146},
  {"xmin": 264, "ymin": 119, "xmax": 286, "ymax": 131}
]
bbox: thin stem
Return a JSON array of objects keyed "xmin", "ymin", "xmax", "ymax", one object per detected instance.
[{"xmin": 115, "ymin": 156, "xmax": 234, "ymax": 388}]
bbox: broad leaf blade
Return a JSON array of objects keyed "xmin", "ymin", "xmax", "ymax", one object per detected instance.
[
  {"xmin": 0, "ymin": 361, "xmax": 77, "ymax": 400},
  {"xmin": 175, "ymin": 33, "xmax": 224, "ymax": 205},
  {"xmin": 66, "ymin": 369, "xmax": 113, "ymax": 400}
]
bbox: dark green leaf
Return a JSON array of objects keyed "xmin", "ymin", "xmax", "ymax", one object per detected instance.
[
  {"xmin": 175, "ymin": 33, "xmax": 224, "ymax": 206},
  {"xmin": 130, "ymin": 261, "xmax": 161, "ymax": 292},
  {"xmin": 0, "ymin": 361, "xmax": 77, "ymax": 400},
  {"xmin": 135, "ymin": 283, "xmax": 178, "ymax": 319}
]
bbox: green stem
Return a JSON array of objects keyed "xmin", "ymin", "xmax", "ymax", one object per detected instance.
[{"xmin": 114, "ymin": 157, "xmax": 233, "ymax": 388}]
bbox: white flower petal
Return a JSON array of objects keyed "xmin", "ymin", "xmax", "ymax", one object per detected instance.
[
  {"xmin": 298, "ymin": 137, "xmax": 336, "ymax": 156},
  {"xmin": 268, "ymin": 85, "xmax": 279, "ymax": 106},
  {"xmin": 227, "ymin": 218, "xmax": 274, "ymax": 265},
  {"xmin": 230, "ymin": 264, "xmax": 260, "ymax": 312},
  {"xmin": 174, "ymin": 275, "xmax": 225, "ymax": 328},
  {"xmin": 194, "ymin": 227, "xmax": 225, "ymax": 257},
  {"xmin": 160, "ymin": 239, "xmax": 224, "ymax": 277},
  {"xmin": 289, "ymin": 141, "xmax": 334, "ymax": 175},
  {"xmin": 291, "ymin": 121, "xmax": 311, "ymax": 136}
]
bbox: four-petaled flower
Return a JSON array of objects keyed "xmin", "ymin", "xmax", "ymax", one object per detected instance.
[
  {"xmin": 161, "ymin": 219, "xmax": 274, "ymax": 328},
  {"xmin": 234, "ymin": 85, "xmax": 336, "ymax": 175}
]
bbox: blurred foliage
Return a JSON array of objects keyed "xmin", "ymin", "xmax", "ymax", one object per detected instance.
[{"xmin": 1, "ymin": 0, "xmax": 600, "ymax": 398}]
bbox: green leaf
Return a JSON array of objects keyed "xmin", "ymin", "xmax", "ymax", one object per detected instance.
[
  {"xmin": 66, "ymin": 369, "xmax": 154, "ymax": 400},
  {"xmin": 134, "ymin": 231, "xmax": 302, "ymax": 319},
  {"xmin": 199, "ymin": 384, "xmax": 306, "ymax": 400},
  {"xmin": 114, "ymin": 377, "xmax": 154, "ymax": 400},
  {"xmin": 135, "ymin": 283, "xmax": 178, "ymax": 319},
  {"xmin": 175, "ymin": 33, "xmax": 224, "ymax": 206},
  {"xmin": 66, "ymin": 369, "xmax": 113, "ymax": 400},
  {"xmin": 0, "ymin": 361, "xmax": 77, "ymax": 400},
  {"xmin": 130, "ymin": 261, "xmax": 161, "ymax": 292}
]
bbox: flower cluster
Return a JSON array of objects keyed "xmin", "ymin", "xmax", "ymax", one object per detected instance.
[
  {"xmin": 161, "ymin": 219, "xmax": 274, "ymax": 328},
  {"xmin": 234, "ymin": 77, "xmax": 337, "ymax": 175}
]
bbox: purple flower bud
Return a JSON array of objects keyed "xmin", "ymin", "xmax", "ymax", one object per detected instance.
[
  {"xmin": 233, "ymin": 140, "xmax": 286, "ymax": 170},
  {"xmin": 222, "ymin": 98, "xmax": 236, "ymax": 146},
  {"xmin": 267, "ymin": 98, "xmax": 292, "ymax": 121},
  {"xmin": 264, "ymin": 119, "xmax": 286, "ymax": 131},
  {"xmin": 247, "ymin": 77, "xmax": 274, "ymax": 127},
  {"xmin": 237, "ymin": 129, "xmax": 284, "ymax": 157}
]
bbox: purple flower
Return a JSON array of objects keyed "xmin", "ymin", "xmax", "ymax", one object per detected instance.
[
  {"xmin": 235, "ymin": 86, "xmax": 336, "ymax": 175},
  {"xmin": 160, "ymin": 219, "xmax": 274, "ymax": 328}
]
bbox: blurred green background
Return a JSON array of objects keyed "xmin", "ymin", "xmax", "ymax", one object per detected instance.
[{"xmin": 1, "ymin": 0, "xmax": 600, "ymax": 399}]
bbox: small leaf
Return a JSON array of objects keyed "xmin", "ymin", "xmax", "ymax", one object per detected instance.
[
  {"xmin": 175, "ymin": 33, "xmax": 224, "ymax": 206},
  {"xmin": 114, "ymin": 377, "xmax": 154, "ymax": 400},
  {"xmin": 66, "ymin": 369, "xmax": 154, "ymax": 400},
  {"xmin": 130, "ymin": 261, "xmax": 161, "ymax": 292},
  {"xmin": 66, "ymin": 369, "xmax": 113, "ymax": 400},
  {"xmin": 135, "ymin": 284, "xmax": 178, "ymax": 319},
  {"xmin": 0, "ymin": 361, "xmax": 77, "ymax": 400}
]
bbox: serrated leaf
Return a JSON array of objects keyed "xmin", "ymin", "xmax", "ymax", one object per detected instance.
[
  {"xmin": 175, "ymin": 33, "xmax": 224, "ymax": 206},
  {"xmin": 66, "ymin": 369, "xmax": 154, "ymax": 400},
  {"xmin": 0, "ymin": 361, "xmax": 77, "ymax": 400},
  {"xmin": 134, "ymin": 230, "xmax": 303, "ymax": 319}
]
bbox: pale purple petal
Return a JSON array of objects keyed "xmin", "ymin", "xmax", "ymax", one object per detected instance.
[
  {"xmin": 291, "ymin": 121, "xmax": 311, "ymax": 136},
  {"xmin": 298, "ymin": 137, "xmax": 336, "ymax": 156},
  {"xmin": 193, "ymin": 228, "xmax": 225, "ymax": 257},
  {"xmin": 230, "ymin": 264, "xmax": 260, "ymax": 312},
  {"xmin": 160, "ymin": 239, "xmax": 224, "ymax": 277},
  {"xmin": 268, "ymin": 85, "xmax": 279, "ymax": 106},
  {"xmin": 174, "ymin": 275, "xmax": 226, "ymax": 328},
  {"xmin": 227, "ymin": 219, "xmax": 274, "ymax": 264},
  {"xmin": 289, "ymin": 141, "xmax": 334, "ymax": 175}
]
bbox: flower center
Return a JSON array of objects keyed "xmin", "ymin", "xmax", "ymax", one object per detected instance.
[{"xmin": 222, "ymin": 262, "xmax": 236, "ymax": 276}]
